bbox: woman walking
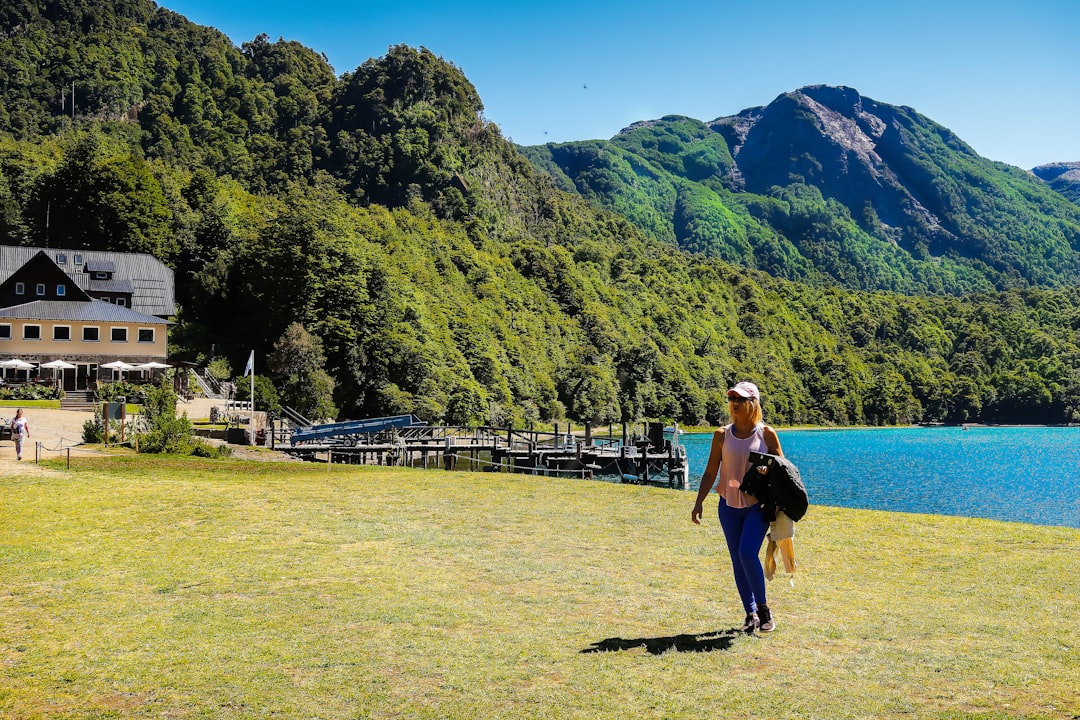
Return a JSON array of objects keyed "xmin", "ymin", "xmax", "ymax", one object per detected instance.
[
  {"xmin": 691, "ymin": 381, "xmax": 783, "ymax": 632},
  {"xmin": 11, "ymin": 408, "xmax": 30, "ymax": 461}
]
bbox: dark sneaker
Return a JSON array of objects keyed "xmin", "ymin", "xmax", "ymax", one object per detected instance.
[
  {"xmin": 741, "ymin": 612, "xmax": 759, "ymax": 633},
  {"xmin": 757, "ymin": 605, "xmax": 776, "ymax": 632}
]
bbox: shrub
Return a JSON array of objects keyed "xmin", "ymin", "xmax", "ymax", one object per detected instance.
[
  {"xmin": 138, "ymin": 413, "xmax": 195, "ymax": 454},
  {"xmin": 82, "ymin": 417, "xmax": 104, "ymax": 443},
  {"xmin": 191, "ymin": 440, "xmax": 232, "ymax": 459},
  {"xmin": 81, "ymin": 409, "xmax": 123, "ymax": 444},
  {"xmin": 98, "ymin": 380, "xmax": 146, "ymax": 405},
  {"xmin": 1, "ymin": 384, "xmax": 62, "ymax": 401}
]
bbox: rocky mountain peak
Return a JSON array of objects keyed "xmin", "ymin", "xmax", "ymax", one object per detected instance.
[
  {"xmin": 710, "ymin": 85, "xmax": 943, "ymax": 236},
  {"xmin": 1032, "ymin": 161, "xmax": 1080, "ymax": 204},
  {"xmin": 1032, "ymin": 161, "xmax": 1080, "ymax": 181}
]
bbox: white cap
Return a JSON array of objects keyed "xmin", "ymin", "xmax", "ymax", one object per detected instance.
[{"xmin": 727, "ymin": 381, "xmax": 760, "ymax": 401}]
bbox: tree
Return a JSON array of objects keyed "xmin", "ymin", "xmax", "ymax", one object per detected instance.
[
  {"xmin": 234, "ymin": 374, "xmax": 282, "ymax": 419},
  {"xmin": 268, "ymin": 322, "xmax": 337, "ymax": 422},
  {"xmin": 135, "ymin": 380, "xmax": 196, "ymax": 454}
]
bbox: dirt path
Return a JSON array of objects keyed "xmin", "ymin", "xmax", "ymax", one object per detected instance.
[{"xmin": 0, "ymin": 397, "xmax": 239, "ymax": 473}]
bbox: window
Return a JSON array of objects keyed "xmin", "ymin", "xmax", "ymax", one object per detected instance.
[
  {"xmin": 116, "ymin": 297, "xmax": 127, "ymax": 307},
  {"xmin": 0, "ymin": 324, "xmax": 10, "ymax": 340},
  {"xmin": 57, "ymin": 285, "xmax": 66, "ymax": 297},
  {"xmin": 94, "ymin": 272, "xmax": 108, "ymax": 280},
  {"xmin": 83, "ymin": 326, "xmax": 100, "ymax": 342},
  {"xmin": 138, "ymin": 328, "xmax": 155, "ymax": 343},
  {"xmin": 23, "ymin": 324, "xmax": 41, "ymax": 340},
  {"xmin": 74, "ymin": 254, "xmax": 83, "ymax": 265},
  {"xmin": 57, "ymin": 253, "xmax": 67, "ymax": 264},
  {"xmin": 110, "ymin": 327, "xmax": 128, "ymax": 342},
  {"xmin": 36, "ymin": 283, "xmax": 45, "ymax": 296},
  {"xmin": 15, "ymin": 282, "xmax": 24, "ymax": 295},
  {"xmin": 53, "ymin": 325, "xmax": 71, "ymax": 341}
]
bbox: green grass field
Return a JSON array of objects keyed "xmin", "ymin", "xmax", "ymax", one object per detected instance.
[
  {"xmin": 2, "ymin": 455, "xmax": 1077, "ymax": 719},
  {"xmin": 0, "ymin": 400, "xmax": 61, "ymax": 409}
]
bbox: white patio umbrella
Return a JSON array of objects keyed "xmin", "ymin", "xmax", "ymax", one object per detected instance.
[
  {"xmin": 1, "ymin": 358, "xmax": 33, "ymax": 383},
  {"xmin": 41, "ymin": 359, "xmax": 76, "ymax": 369},
  {"xmin": 41, "ymin": 359, "xmax": 77, "ymax": 387},
  {"xmin": 101, "ymin": 360, "xmax": 136, "ymax": 380},
  {"xmin": 135, "ymin": 360, "xmax": 170, "ymax": 381}
]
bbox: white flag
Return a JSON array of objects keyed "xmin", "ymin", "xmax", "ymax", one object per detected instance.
[{"xmin": 243, "ymin": 350, "xmax": 254, "ymax": 377}]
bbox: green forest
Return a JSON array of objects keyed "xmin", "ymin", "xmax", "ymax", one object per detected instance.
[{"xmin": 2, "ymin": 0, "xmax": 1080, "ymax": 427}]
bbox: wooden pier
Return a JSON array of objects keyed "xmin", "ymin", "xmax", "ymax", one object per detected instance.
[{"xmin": 282, "ymin": 419, "xmax": 690, "ymax": 489}]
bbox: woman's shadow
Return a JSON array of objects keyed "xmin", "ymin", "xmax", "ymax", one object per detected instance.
[{"xmin": 580, "ymin": 628, "xmax": 742, "ymax": 655}]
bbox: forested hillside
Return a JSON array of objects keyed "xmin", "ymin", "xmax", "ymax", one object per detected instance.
[
  {"xmin": 523, "ymin": 87, "xmax": 1080, "ymax": 295},
  {"xmin": 3, "ymin": 0, "xmax": 1080, "ymax": 427}
]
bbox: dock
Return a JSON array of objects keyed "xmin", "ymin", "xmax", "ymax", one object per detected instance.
[{"xmin": 281, "ymin": 417, "xmax": 690, "ymax": 489}]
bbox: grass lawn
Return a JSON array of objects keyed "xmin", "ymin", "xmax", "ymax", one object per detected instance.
[
  {"xmin": 0, "ymin": 400, "xmax": 61, "ymax": 409},
  {"xmin": 1, "ymin": 455, "xmax": 1077, "ymax": 719}
]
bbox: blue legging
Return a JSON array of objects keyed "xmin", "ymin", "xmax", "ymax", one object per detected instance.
[{"xmin": 717, "ymin": 498, "xmax": 769, "ymax": 615}]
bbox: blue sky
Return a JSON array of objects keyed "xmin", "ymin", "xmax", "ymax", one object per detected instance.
[{"xmin": 160, "ymin": 0, "xmax": 1079, "ymax": 170}]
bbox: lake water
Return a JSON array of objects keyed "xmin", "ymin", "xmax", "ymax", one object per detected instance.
[{"xmin": 678, "ymin": 426, "xmax": 1080, "ymax": 529}]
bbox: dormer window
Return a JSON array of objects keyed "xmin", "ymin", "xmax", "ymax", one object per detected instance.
[
  {"xmin": 57, "ymin": 285, "xmax": 66, "ymax": 297},
  {"xmin": 94, "ymin": 272, "xmax": 108, "ymax": 280},
  {"xmin": 74, "ymin": 254, "xmax": 83, "ymax": 265},
  {"xmin": 57, "ymin": 253, "xmax": 67, "ymax": 264},
  {"xmin": 36, "ymin": 283, "xmax": 45, "ymax": 296},
  {"xmin": 14, "ymin": 282, "xmax": 24, "ymax": 295}
]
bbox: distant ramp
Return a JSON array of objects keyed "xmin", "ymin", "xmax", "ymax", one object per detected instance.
[{"xmin": 291, "ymin": 414, "xmax": 425, "ymax": 445}]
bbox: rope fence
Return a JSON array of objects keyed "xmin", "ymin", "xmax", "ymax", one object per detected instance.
[{"xmin": 33, "ymin": 438, "xmax": 80, "ymax": 469}]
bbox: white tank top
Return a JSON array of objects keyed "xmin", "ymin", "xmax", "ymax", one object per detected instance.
[{"xmin": 718, "ymin": 423, "xmax": 767, "ymax": 508}]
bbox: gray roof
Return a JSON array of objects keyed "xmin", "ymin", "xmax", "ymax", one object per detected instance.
[
  {"xmin": 85, "ymin": 259, "xmax": 117, "ymax": 273},
  {"xmin": 0, "ymin": 299, "xmax": 170, "ymax": 325},
  {"xmin": 87, "ymin": 279, "xmax": 135, "ymax": 293},
  {"xmin": 0, "ymin": 246, "xmax": 174, "ymax": 317}
]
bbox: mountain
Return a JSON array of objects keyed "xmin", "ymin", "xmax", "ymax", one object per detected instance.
[
  {"xmin": 522, "ymin": 85, "xmax": 1080, "ymax": 295},
  {"xmin": 4, "ymin": 1, "xmax": 1080, "ymax": 427},
  {"xmin": 1033, "ymin": 162, "xmax": 1080, "ymax": 205}
]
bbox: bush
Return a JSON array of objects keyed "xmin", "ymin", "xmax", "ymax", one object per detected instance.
[
  {"xmin": 82, "ymin": 417, "xmax": 104, "ymax": 443},
  {"xmin": 81, "ymin": 411, "xmax": 123, "ymax": 444},
  {"xmin": 97, "ymin": 380, "xmax": 146, "ymax": 405},
  {"xmin": 138, "ymin": 413, "xmax": 195, "ymax": 454},
  {"xmin": 0, "ymin": 384, "xmax": 63, "ymax": 401},
  {"xmin": 132, "ymin": 381, "xmax": 192, "ymax": 453},
  {"xmin": 191, "ymin": 440, "xmax": 232, "ymax": 458}
]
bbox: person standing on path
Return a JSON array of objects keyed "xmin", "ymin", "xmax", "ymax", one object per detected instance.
[
  {"xmin": 691, "ymin": 381, "xmax": 783, "ymax": 633},
  {"xmin": 11, "ymin": 408, "xmax": 29, "ymax": 461}
]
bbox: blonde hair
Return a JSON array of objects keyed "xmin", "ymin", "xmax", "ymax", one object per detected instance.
[{"xmin": 728, "ymin": 396, "xmax": 763, "ymax": 425}]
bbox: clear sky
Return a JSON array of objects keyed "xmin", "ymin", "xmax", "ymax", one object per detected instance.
[{"xmin": 159, "ymin": 0, "xmax": 1079, "ymax": 170}]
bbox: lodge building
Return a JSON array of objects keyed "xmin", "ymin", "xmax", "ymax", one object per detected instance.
[{"xmin": 0, "ymin": 246, "xmax": 174, "ymax": 390}]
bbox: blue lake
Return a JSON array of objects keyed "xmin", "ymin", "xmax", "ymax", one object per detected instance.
[{"xmin": 677, "ymin": 425, "xmax": 1080, "ymax": 529}]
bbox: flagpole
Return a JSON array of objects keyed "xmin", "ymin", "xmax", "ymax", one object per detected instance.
[
  {"xmin": 250, "ymin": 354, "xmax": 255, "ymax": 445},
  {"xmin": 243, "ymin": 350, "xmax": 256, "ymax": 446}
]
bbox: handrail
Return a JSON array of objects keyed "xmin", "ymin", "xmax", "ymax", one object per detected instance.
[{"xmin": 281, "ymin": 405, "xmax": 311, "ymax": 428}]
